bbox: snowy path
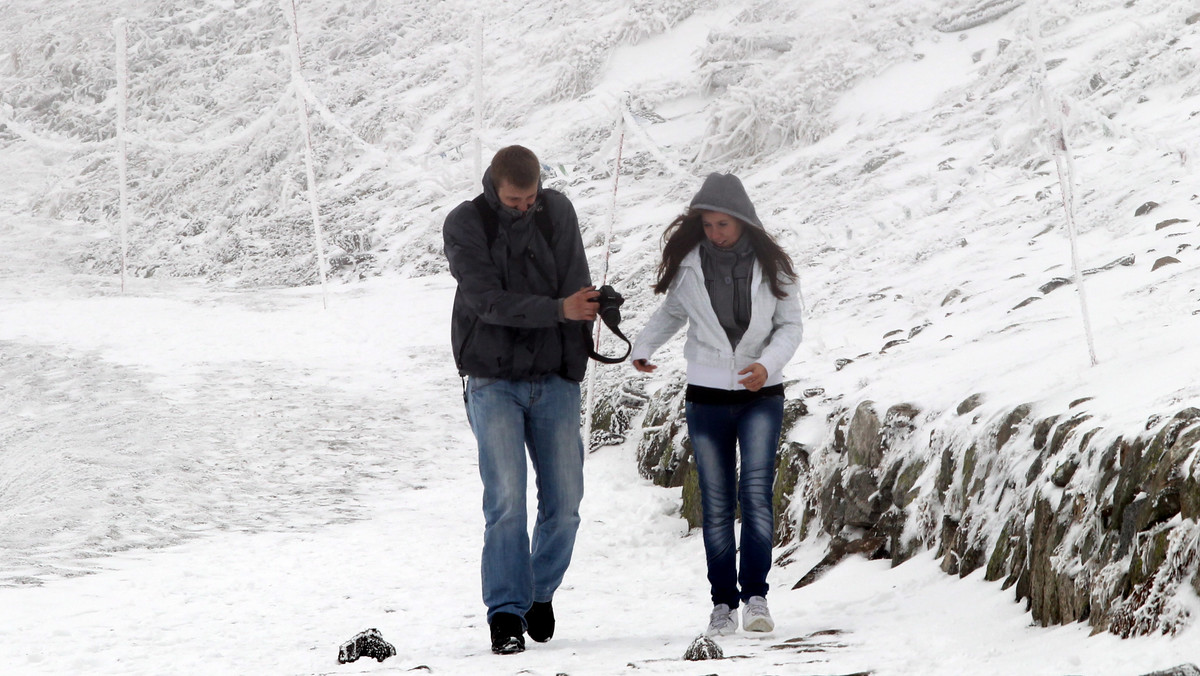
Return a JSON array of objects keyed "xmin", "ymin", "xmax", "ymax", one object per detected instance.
[{"xmin": 0, "ymin": 202, "xmax": 1196, "ymax": 675}]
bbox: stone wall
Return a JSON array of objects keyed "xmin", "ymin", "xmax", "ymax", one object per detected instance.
[{"xmin": 620, "ymin": 381, "xmax": 1200, "ymax": 637}]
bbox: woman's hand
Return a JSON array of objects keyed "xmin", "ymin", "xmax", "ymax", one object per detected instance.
[
  {"xmin": 632, "ymin": 358, "xmax": 657, "ymax": 373},
  {"xmin": 738, "ymin": 363, "xmax": 768, "ymax": 391}
]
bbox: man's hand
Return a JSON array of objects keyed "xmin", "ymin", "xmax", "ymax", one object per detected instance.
[
  {"xmin": 632, "ymin": 359, "xmax": 657, "ymax": 373},
  {"xmin": 563, "ymin": 286, "xmax": 600, "ymax": 321},
  {"xmin": 738, "ymin": 363, "xmax": 768, "ymax": 391}
]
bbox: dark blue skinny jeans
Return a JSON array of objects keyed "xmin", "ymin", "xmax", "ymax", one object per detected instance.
[{"xmin": 686, "ymin": 394, "xmax": 783, "ymax": 609}]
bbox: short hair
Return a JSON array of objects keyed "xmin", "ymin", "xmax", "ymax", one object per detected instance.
[{"xmin": 490, "ymin": 146, "xmax": 541, "ymax": 189}]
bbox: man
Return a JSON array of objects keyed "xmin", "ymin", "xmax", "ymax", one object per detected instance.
[{"xmin": 443, "ymin": 145, "xmax": 599, "ymax": 655}]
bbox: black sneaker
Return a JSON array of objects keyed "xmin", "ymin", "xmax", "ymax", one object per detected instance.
[
  {"xmin": 489, "ymin": 612, "xmax": 525, "ymax": 655},
  {"xmin": 525, "ymin": 601, "xmax": 555, "ymax": 643}
]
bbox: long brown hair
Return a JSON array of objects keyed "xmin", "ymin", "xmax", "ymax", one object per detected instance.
[{"xmin": 652, "ymin": 208, "xmax": 796, "ymax": 299}]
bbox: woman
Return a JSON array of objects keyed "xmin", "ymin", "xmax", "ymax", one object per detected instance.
[{"xmin": 631, "ymin": 173, "xmax": 803, "ymax": 636}]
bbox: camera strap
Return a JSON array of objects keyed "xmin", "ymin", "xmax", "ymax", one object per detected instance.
[{"xmin": 587, "ymin": 285, "xmax": 631, "ymax": 365}]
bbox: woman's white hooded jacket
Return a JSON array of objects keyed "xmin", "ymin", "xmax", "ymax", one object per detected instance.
[{"xmin": 630, "ymin": 247, "xmax": 803, "ymax": 390}]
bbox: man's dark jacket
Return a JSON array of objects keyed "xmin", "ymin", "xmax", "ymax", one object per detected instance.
[{"xmin": 443, "ymin": 169, "xmax": 593, "ymax": 382}]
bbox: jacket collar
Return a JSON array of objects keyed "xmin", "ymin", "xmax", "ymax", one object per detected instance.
[{"xmin": 681, "ymin": 245, "xmax": 763, "ymax": 295}]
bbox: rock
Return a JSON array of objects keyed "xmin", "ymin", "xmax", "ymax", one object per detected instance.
[
  {"xmin": 680, "ymin": 458, "xmax": 702, "ymax": 530},
  {"xmin": 1012, "ymin": 296, "xmax": 1041, "ymax": 310},
  {"xmin": 1140, "ymin": 664, "xmax": 1200, "ymax": 676},
  {"xmin": 997, "ymin": 404, "xmax": 1032, "ymax": 449},
  {"xmin": 1187, "ymin": 13, "xmax": 1200, "ymax": 25},
  {"xmin": 1039, "ymin": 277, "xmax": 1072, "ymax": 294},
  {"xmin": 843, "ymin": 466, "xmax": 882, "ymax": 527},
  {"xmin": 1135, "ymin": 201, "xmax": 1160, "ymax": 216},
  {"xmin": 682, "ymin": 635, "xmax": 723, "ymax": 661},
  {"xmin": 847, "ymin": 402, "xmax": 882, "ymax": 468},
  {"xmin": 892, "ymin": 458, "xmax": 928, "ymax": 508},
  {"xmin": 635, "ymin": 379, "xmax": 688, "ymax": 486},
  {"xmin": 1051, "ymin": 458, "xmax": 1079, "ymax": 487},
  {"xmin": 773, "ymin": 441, "xmax": 811, "ymax": 545},
  {"xmin": 1083, "ymin": 254, "xmax": 1136, "ymax": 275},
  {"xmin": 1152, "ymin": 256, "xmax": 1180, "ymax": 271},
  {"xmin": 337, "ymin": 628, "xmax": 396, "ymax": 664},
  {"xmin": 793, "ymin": 536, "xmax": 887, "ymax": 589},
  {"xmin": 942, "ymin": 288, "xmax": 964, "ymax": 305},
  {"xmin": 1156, "ymin": 218, "xmax": 1189, "ymax": 230},
  {"xmin": 957, "ymin": 393, "xmax": 985, "ymax": 416}
]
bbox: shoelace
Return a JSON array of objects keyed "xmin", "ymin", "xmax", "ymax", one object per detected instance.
[
  {"xmin": 745, "ymin": 603, "xmax": 770, "ymax": 617},
  {"xmin": 709, "ymin": 607, "xmax": 735, "ymax": 626}
]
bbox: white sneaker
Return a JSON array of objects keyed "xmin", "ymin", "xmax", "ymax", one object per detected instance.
[
  {"xmin": 704, "ymin": 603, "xmax": 738, "ymax": 636},
  {"xmin": 742, "ymin": 596, "xmax": 774, "ymax": 632}
]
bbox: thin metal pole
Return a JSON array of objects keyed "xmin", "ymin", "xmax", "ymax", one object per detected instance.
[
  {"xmin": 281, "ymin": 0, "xmax": 330, "ymax": 309},
  {"xmin": 114, "ymin": 18, "xmax": 129, "ymax": 293}
]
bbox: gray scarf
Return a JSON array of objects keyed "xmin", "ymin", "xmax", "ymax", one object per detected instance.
[{"xmin": 699, "ymin": 237, "xmax": 754, "ymax": 349}]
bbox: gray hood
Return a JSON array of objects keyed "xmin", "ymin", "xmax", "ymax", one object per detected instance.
[{"xmin": 689, "ymin": 172, "xmax": 762, "ymax": 229}]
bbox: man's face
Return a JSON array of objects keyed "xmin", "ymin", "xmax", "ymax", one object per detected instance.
[{"xmin": 497, "ymin": 181, "xmax": 538, "ymax": 213}]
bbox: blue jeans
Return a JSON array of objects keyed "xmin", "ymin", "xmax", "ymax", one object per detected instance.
[
  {"xmin": 686, "ymin": 395, "xmax": 783, "ymax": 608},
  {"xmin": 466, "ymin": 374, "xmax": 585, "ymax": 622}
]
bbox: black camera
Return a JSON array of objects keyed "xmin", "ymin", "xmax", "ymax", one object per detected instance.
[{"xmin": 593, "ymin": 284, "xmax": 624, "ymax": 317}]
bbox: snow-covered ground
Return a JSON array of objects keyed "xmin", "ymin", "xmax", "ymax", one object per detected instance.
[{"xmin": 0, "ymin": 152, "xmax": 1198, "ymax": 676}]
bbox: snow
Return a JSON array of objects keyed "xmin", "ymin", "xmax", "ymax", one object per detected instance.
[{"xmin": 3, "ymin": 0, "xmax": 1200, "ymax": 673}]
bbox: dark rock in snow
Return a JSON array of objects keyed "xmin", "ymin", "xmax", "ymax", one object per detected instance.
[
  {"xmin": 1187, "ymin": 13, "xmax": 1200, "ymax": 25},
  {"xmin": 337, "ymin": 628, "xmax": 396, "ymax": 664},
  {"xmin": 1140, "ymin": 664, "xmax": 1200, "ymax": 676},
  {"xmin": 683, "ymin": 635, "xmax": 723, "ymax": 661},
  {"xmin": 1051, "ymin": 458, "xmax": 1079, "ymax": 487},
  {"xmin": 1039, "ymin": 277, "xmax": 1072, "ymax": 294},
  {"xmin": 1083, "ymin": 254, "xmax": 1135, "ymax": 274},
  {"xmin": 942, "ymin": 288, "xmax": 964, "ymax": 305},
  {"xmin": 793, "ymin": 536, "xmax": 887, "ymax": 589},
  {"xmin": 1012, "ymin": 296, "xmax": 1041, "ymax": 310},
  {"xmin": 844, "ymin": 466, "xmax": 882, "ymax": 527},
  {"xmin": 1152, "ymin": 256, "xmax": 1180, "ymax": 271},
  {"xmin": 846, "ymin": 402, "xmax": 882, "ymax": 469},
  {"xmin": 957, "ymin": 393, "xmax": 985, "ymax": 416},
  {"xmin": 1135, "ymin": 201, "xmax": 1160, "ymax": 216},
  {"xmin": 1156, "ymin": 218, "xmax": 1188, "ymax": 230}
]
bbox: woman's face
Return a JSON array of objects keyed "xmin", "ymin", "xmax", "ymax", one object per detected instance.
[{"xmin": 700, "ymin": 210, "xmax": 744, "ymax": 249}]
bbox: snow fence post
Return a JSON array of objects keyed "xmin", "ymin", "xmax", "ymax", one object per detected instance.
[
  {"xmin": 281, "ymin": 0, "xmax": 330, "ymax": 309},
  {"xmin": 113, "ymin": 18, "xmax": 129, "ymax": 293},
  {"xmin": 1029, "ymin": 0, "xmax": 1098, "ymax": 367},
  {"xmin": 583, "ymin": 96, "xmax": 627, "ymax": 451}
]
